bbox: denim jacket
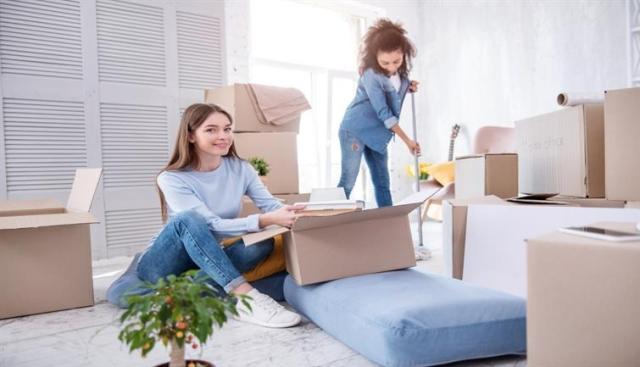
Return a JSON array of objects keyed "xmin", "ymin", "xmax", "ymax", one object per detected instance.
[{"xmin": 339, "ymin": 68, "xmax": 410, "ymax": 153}]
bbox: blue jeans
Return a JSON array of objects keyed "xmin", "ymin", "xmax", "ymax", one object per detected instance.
[
  {"xmin": 137, "ymin": 210, "xmax": 273, "ymax": 293},
  {"xmin": 337, "ymin": 129, "xmax": 392, "ymax": 207}
]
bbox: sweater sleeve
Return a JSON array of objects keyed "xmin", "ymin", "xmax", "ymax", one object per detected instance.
[
  {"xmin": 244, "ymin": 163, "xmax": 283, "ymax": 213},
  {"xmin": 361, "ymin": 68, "xmax": 399, "ymax": 129},
  {"xmin": 158, "ymin": 172, "xmax": 261, "ymax": 237}
]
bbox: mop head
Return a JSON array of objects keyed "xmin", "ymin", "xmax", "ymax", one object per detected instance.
[{"xmin": 414, "ymin": 246, "xmax": 432, "ymax": 261}]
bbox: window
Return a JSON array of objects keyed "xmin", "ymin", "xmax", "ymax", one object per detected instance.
[{"xmin": 249, "ymin": 0, "xmax": 379, "ymax": 200}]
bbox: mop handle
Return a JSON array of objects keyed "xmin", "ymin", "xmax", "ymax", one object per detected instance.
[
  {"xmin": 410, "ymin": 92, "xmax": 424, "ymax": 246},
  {"xmin": 411, "ymin": 92, "xmax": 420, "ymax": 192}
]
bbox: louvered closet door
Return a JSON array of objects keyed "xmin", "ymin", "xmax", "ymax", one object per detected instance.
[
  {"xmin": 0, "ymin": 0, "xmax": 226, "ymax": 259},
  {"xmin": 98, "ymin": 0, "xmax": 225, "ymax": 258},
  {"xmin": 0, "ymin": 1, "xmax": 89, "ymax": 201}
]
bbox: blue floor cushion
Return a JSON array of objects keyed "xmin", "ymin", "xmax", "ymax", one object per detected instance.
[
  {"xmin": 284, "ymin": 269, "xmax": 526, "ymax": 367},
  {"xmin": 107, "ymin": 253, "xmax": 287, "ymax": 308}
]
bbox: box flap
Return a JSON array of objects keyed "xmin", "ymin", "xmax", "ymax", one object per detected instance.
[
  {"xmin": 396, "ymin": 189, "xmax": 437, "ymax": 205},
  {"xmin": 447, "ymin": 195, "xmax": 507, "ymax": 207},
  {"xmin": 0, "ymin": 199, "xmax": 65, "ymax": 217},
  {"xmin": 66, "ymin": 168, "xmax": 102, "ymax": 213},
  {"xmin": 242, "ymin": 225, "xmax": 290, "ymax": 246},
  {"xmin": 291, "ymin": 201, "xmax": 422, "ymax": 232},
  {"xmin": 456, "ymin": 153, "xmax": 517, "ymax": 161},
  {"xmin": 455, "ymin": 154, "xmax": 483, "ymax": 160},
  {"xmin": 0, "ymin": 212, "xmax": 98, "ymax": 230}
]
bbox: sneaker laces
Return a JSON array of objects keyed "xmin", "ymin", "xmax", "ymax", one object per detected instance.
[{"xmin": 252, "ymin": 292, "xmax": 283, "ymax": 315}]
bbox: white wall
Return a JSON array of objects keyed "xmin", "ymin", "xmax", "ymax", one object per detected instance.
[{"xmin": 416, "ymin": 0, "xmax": 629, "ymax": 162}]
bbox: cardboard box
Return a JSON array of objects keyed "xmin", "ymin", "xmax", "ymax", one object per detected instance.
[
  {"xmin": 515, "ymin": 104, "xmax": 604, "ymax": 197},
  {"xmin": 527, "ymin": 222, "xmax": 640, "ymax": 366},
  {"xmin": 455, "ymin": 154, "xmax": 518, "ymax": 200},
  {"xmin": 605, "ymin": 87, "xmax": 640, "ymax": 201},
  {"xmin": 0, "ymin": 169, "xmax": 102, "ymax": 319},
  {"xmin": 205, "ymin": 84, "xmax": 300, "ymax": 133},
  {"xmin": 234, "ymin": 132, "xmax": 299, "ymax": 194},
  {"xmin": 442, "ymin": 195, "xmax": 508, "ymax": 279},
  {"xmin": 463, "ymin": 202, "xmax": 640, "ymax": 297},
  {"xmin": 241, "ymin": 191, "xmax": 434, "ymax": 285},
  {"xmin": 454, "ymin": 195, "xmax": 628, "ymax": 292},
  {"xmin": 240, "ymin": 193, "xmax": 311, "ymax": 217}
]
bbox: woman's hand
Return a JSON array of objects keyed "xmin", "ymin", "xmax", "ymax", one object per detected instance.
[
  {"xmin": 409, "ymin": 80, "xmax": 420, "ymax": 93},
  {"xmin": 405, "ymin": 139, "xmax": 421, "ymax": 156},
  {"xmin": 259, "ymin": 204, "xmax": 305, "ymax": 228}
]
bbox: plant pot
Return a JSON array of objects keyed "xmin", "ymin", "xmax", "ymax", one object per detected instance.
[
  {"xmin": 259, "ymin": 176, "xmax": 268, "ymax": 184},
  {"xmin": 155, "ymin": 360, "xmax": 215, "ymax": 367}
]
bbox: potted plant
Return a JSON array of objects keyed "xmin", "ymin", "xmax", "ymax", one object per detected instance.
[
  {"xmin": 118, "ymin": 270, "xmax": 250, "ymax": 367},
  {"xmin": 248, "ymin": 157, "xmax": 270, "ymax": 184}
]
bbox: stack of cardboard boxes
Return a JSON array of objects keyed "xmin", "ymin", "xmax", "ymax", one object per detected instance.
[
  {"xmin": 444, "ymin": 87, "xmax": 640, "ymax": 365},
  {"xmin": 204, "ymin": 84, "xmax": 310, "ymax": 215}
]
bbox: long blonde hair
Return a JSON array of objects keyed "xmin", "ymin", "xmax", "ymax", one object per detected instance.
[{"xmin": 158, "ymin": 103, "xmax": 240, "ymax": 222}]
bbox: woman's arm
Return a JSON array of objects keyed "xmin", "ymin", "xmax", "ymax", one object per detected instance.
[
  {"xmin": 244, "ymin": 162, "xmax": 304, "ymax": 228},
  {"xmin": 244, "ymin": 164, "xmax": 283, "ymax": 213},
  {"xmin": 159, "ymin": 173, "xmax": 262, "ymax": 237},
  {"xmin": 361, "ymin": 68, "xmax": 400, "ymax": 129},
  {"xmin": 390, "ymin": 124, "xmax": 421, "ymax": 156}
]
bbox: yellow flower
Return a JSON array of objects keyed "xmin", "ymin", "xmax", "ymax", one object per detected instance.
[
  {"xmin": 406, "ymin": 162, "xmax": 432, "ymax": 180},
  {"xmin": 176, "ymin": 331, "xmax": 184, "ymax": 338}
]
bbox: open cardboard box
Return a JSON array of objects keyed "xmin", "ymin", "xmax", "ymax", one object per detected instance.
[
  {"xmin": 0, "ymin": 169, "xmax": 102, "ymax": 319},
  {"xmin": 442, "ymin": 195, "xmax": 509, "ymax": 279},
  {"xmin": 462, "ymin": 200, "xmax": 640, "ymax": 298},
  {"xmin": 241, "ymin": 190, "xmax": 434, "ymax": 285}
]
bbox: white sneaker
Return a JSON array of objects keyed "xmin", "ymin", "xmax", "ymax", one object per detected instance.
[{"xmin": 233, "ymin": 289, "xmax": 302, "ymax": 328}]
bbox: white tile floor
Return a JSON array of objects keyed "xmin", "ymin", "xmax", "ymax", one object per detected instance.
[{"xmin": 0, "ymin": 221, "xmax": 526, "ymax": 367}]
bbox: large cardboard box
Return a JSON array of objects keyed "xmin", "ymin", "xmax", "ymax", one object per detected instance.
[
  {"xmin": 0, "ymin": 169, "xmax": 102, "ymax": 319},
  {"xmin": 240, "ymin": 193, "xmax": 311, "ymax": 217},
  {"xmin": 527, "ymin": 222, "xmax": 640, "ymax": 366},
  {"xmin": 605, "ymin": 87, "xmax": 640, "ymax": 201},
  {"xmin": 205, "ymin": 84, "xmax": 300, "ymax": 133},
  {"xmin": 442, "ymin": 195, "xmax": 508, "ymax": 279},
  {"xmin": 515, "ymin": 104, "xmax": 604, "ymax": 197},
  {"xmin": 463, "ymin": 203, "xmax": 640, "ymax": 297},
  {"xmin": 234, "ymin": 132, "xmax": 299, "ymax": 194},
  {"xmin": 241, "ymin": 191, "xmax": 434, "ymax": 285},
  {"xmin": 455, "ymin": 154, "xmax": 518, "ymax": 200}
]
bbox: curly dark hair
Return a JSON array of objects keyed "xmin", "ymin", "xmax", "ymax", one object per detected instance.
[{"xmin": 358, "ymin": 18, "xmax": 416, "ymax": 78}]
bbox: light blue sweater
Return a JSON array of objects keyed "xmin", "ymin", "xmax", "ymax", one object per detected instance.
[{"xmin": 156, "ymin": 157, "xmax": 282, "ymax": 242}]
